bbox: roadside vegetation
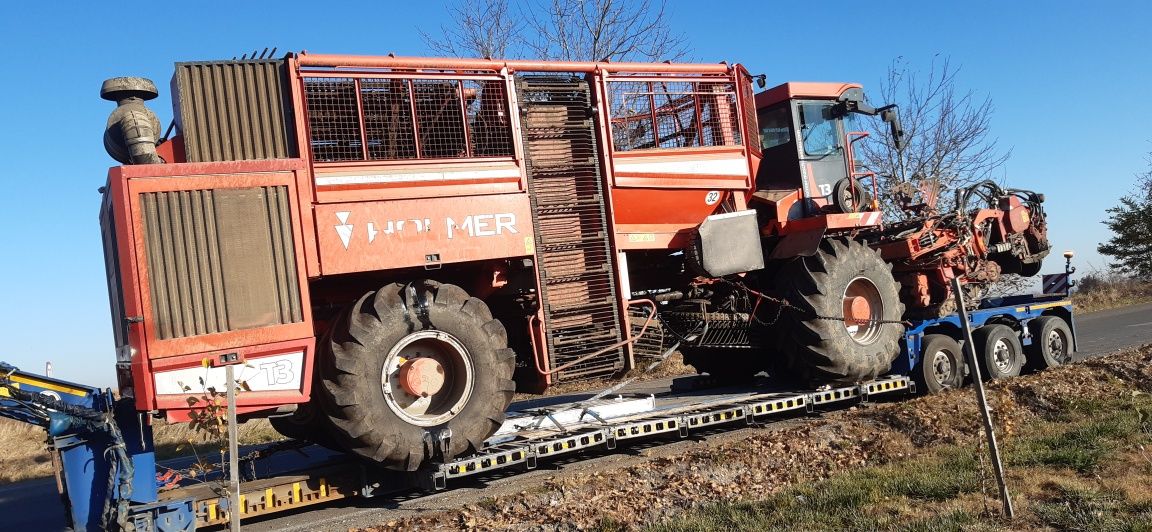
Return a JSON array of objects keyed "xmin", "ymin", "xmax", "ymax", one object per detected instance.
[
  {"xmin": 0, "ymin": 417, "xmax": 283, "ymax": 484},
  {"xmin": 1071, "ymin": 271, "xmax": 1152, "ymax": 313},
  {"xmin": 651, "ymin": 391, "xmax": 1152, "ymax": 531},
  {"xmin": 366, "ymin": 344, "xmax": 1152, "ymax": 531}
]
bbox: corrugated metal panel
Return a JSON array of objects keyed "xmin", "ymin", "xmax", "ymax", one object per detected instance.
[
  {"xmin": 99, "ymin": 196, "xmax": 129, "ymax": 348},
  {"xmin": 174, "ymin": 60, "xmax": 296, "ymax": 162},
  {"xmin": 141, "ymin": 186, "xmax": 302, "ymax": 340}
]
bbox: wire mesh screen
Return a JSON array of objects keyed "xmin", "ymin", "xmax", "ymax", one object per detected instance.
[
  {"xmin": 608, "ymin": 80, "xmax": 743, "ymax": 152},
  {"xmin": 465, "ymin": 80, "xmax": 515, "ymax": 157},
  {"xmin": 739, "ymin": 79, "xmax": 759, "ymax": 155},
  {"xmin": 303, "ymin": 76, "xmax": 514, "ymax": 163},
  {"xmin": 361, "ymin": 79, "xmax": 417, "ymax": 160},
  {"xmin": 303, "ymin": 78, "xmax": 363, "ymax": 162}
]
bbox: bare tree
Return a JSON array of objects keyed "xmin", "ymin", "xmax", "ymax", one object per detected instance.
[
  {"xmin": 420, "ymin": 0, "xmax": 523, "ymax": 59},
  {"xmin": 424, "ymin": 0, "xmax": 688, "ymax": 62},
  {"xmin": 859, "ymin": 57, "xmax": 1042, "ymax": 295},
  {"xmin": 859, "ymin": 56, "xmax": 1010, "ymax": 215},
  {"xmin": 525, "ymin": 0, "xmax": 687, "ymax": 62}
]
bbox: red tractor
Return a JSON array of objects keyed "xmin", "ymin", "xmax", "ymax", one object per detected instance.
[{"xmin": 98, "ymin": 52, "xmax": 1047, "ymax": 470}]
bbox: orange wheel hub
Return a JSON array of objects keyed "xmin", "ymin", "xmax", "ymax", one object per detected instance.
[
  {"xmin": 843, "ymin": 295, "xmax": 872, "ymax": 326},
  {"xmin": 398, "ymin": 357, "xmax": 446, "ymax": 397}
]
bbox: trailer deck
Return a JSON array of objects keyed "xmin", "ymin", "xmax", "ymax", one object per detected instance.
[{"xmin": 159, "ymin": 375, "xmax": 913, "ymax": 529}]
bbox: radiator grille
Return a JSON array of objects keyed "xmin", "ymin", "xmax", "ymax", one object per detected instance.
[
  {"xmin": 141, "ymin": 186, "xmax": 302, "ymax": 340},
  {"xmin": 174, "ymin": 60, "xmax": 296, "ymax": 162}
]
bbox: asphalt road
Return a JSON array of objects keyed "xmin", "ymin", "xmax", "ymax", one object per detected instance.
[
  {"xmin": 1070, "ymin": 301, "xmax": 1152, "ymax": 357},
  {"xmin": 5, "ymin": 301, "xmax": 1149, "ymax": 531}
]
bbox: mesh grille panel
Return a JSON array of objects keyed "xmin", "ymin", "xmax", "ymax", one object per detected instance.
[
  {"xmin": 740, "ymin": 77, "xmax": 759, "ymax": 155},
  {"xmin": 304, "ymin": 78, "xmax": 363, "ymax": 162},
  {"xmin": 141, "ymin": 186, "xmax": 302, "ymax": 340},
  {"xmin": 608, "ymin": 79, "xmax": 742, "ymax": 152},
  {"xmin": 361, "ymin": 79, "xmax": 417, "ymax": 160},
  {"xmin": 303, "ymin": 76, "xmax": 514, "ymax": 163}
]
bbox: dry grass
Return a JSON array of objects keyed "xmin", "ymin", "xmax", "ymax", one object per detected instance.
[
  {"xmin": 363, "ymin": 345, "xmax": 1152, "ymax": 531},
  {"xmin": 0, "ymin": 417, "xmax": 286, "ymax": 485},
  {"xmin": 0, "ymin": 418, "xmax": 56, "ymax": 483},
  {"xmin": 1071, "ymin": 273, "xmax": 1152, "ymax": 313}
]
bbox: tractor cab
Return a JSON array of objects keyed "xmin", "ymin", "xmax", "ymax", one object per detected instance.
[{"xmin": 750, "ymin": 82, "xmax": 904, "ymax": 230}]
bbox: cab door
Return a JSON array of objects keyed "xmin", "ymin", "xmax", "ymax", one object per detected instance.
[{"xmin": 795, "ymin": 101, "xmax": 848, "ymax": 213}]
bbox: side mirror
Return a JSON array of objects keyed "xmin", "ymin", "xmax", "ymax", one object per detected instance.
[{"xmin": 881, "ymin": 107, "xmax": 906, "ymax": 150}]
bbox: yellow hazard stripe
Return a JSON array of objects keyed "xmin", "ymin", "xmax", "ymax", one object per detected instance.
[
  {"xmin": 1015, "ymin": 300, "xmax": 1070, "ymax": 313},
  {"xmin": 8, "ymin": 376, "xmax": 90, "ymax": 397}
]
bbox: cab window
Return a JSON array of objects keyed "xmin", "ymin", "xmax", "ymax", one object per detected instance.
[
  {"xmin": 799, "ymin": 103, "xmax": 840, "ymax": 156},
  {"xmin": 758, "ymin": 105, "xmax": 792, "ymax": 150}
]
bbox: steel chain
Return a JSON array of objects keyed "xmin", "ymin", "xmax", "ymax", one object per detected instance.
[{"xmin": 720, "ymin": 278, "xmax": 911, "ymax": 327}]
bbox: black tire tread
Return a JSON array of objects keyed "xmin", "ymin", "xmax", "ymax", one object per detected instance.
[
  {"xmin": 318, "ymin": 281, "xmax": 515, "ymax": 470},
  {"xmin": 914, "ymin": 334, "xmax": 964, "ymax": 394},
  {"xmin": 1025, "ymin": 315, "xmax": 1072, "ymax": 371},
  {"xmin": 776, "ymin": 238, "xmax": 904, "ymax": 384},
  {"xmin": 972, "ymin": 324, "xmax": 1023, "ymax": 380}
]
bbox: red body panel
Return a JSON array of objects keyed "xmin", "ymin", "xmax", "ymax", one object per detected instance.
[
  {"xmin": 105, "ymin": 52, "xmax": 770, "ymax": 417},
  {"xmin": 314, "ymin": 194, "xmax": 535, "ymax": 275}
]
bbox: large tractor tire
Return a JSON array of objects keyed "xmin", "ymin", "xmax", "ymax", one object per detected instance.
[
  {"xmin": 776, "ymin": 238, "xmax": 904, "ymax": 384},
  {"xmin": 317, "ymin": 281, "xmax": 516, "ymax": 470}
]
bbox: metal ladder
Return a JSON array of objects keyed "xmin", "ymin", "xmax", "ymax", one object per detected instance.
[{"xmin": 516, "ymin": 75, "xmax": 626, "ymax": 381}]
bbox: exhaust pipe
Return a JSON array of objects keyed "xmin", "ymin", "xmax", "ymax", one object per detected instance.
[{"xmin": 101, "ymin": 77, "xmax": 164, "ymax": 164}]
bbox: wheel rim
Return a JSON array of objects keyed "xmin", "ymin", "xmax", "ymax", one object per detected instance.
[
  {"xmin": 930, "ymin": 350, "xmax": 954, "ymax": 387},
  {"xmin": 1047, "ymin": 329, "xmax": 1069, "ymax": 364},
  {"xmin": 992, "ymin": 338, "xmax": 1014, "ymax": 372},
  {"xmin": 840, "ymin": 187, "xmax": 856, "ymax": 212},
  {"xmin": 842, "ymin": 276, "xmax": 885, "ymax": 344},
  {"xmin": 380, "ymin": 330, "xmax": 474, "ymax": 427}
]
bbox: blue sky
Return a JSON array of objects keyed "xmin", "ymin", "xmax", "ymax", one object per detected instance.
[{"xmin": 0, "ymin": 1, "xmax": 1147, "ymax": 388}]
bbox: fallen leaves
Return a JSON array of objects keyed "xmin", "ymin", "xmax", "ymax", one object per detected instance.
[{"xmin": 361, "ymin": 345, "xmax": 1152, "ymax": 531}]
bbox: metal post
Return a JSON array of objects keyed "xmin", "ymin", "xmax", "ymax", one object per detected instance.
[
  {"xmin": 951, "ymin": 277, "xmax": 1014, "ymax": 518},
  {"xmin": 1063, "ymin": 251, "xmax": 1077, "ymax": 296},
  {"xmin": 226, "ymin": 364, "xmax": 241, "ymax": 532}
]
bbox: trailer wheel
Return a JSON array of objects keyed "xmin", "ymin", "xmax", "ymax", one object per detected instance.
[
  {"xmin": 972, "ymin": 324, "xmax": 1023, "ymax": 380},
  {"xmin": 1025, "ymin": 316, "xmax": 1072, "ymax": 371},
  {"xmin": 681, "ymin": 346, "xmax": 762, "ymax": 384},
  {"xmin": 913, "ymin": 334, "xmax": 964, "ymax": 394},
  {"xmin": 777, "ymin": 238, "xmax": 905, "ymax": 384},
  {"xmin": 318, "ymin": 281, "xmax": 516, "ymax": 471}
]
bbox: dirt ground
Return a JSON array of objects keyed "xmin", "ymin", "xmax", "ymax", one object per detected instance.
[{"xmin": 361, "ymin": 344, "xmax": 1152, "ymax": 531}]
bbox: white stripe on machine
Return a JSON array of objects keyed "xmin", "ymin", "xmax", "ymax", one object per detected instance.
[
  {"xmin": 614, "ymin": 157, "xmax": 747, "ymax": 176},
  {"xmin": 153, "ymin": 351, "xmax": 305, "ymax": 395},
  {"xmin": 316, "ymin": 167, "xmax": 521, "ymax": 186}
]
